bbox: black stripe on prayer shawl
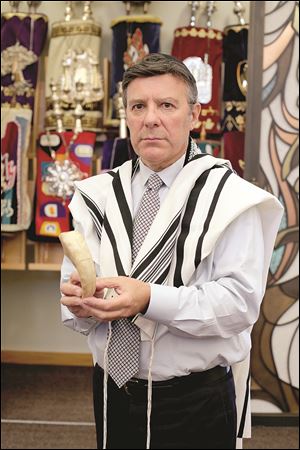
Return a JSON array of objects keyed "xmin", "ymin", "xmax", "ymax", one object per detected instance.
[
  {"xmin": 137, "ymin": 229, "xmax": 178, "ymax": 283},
  {"xmin": 103, "ymin": 215, "xmax": 126, "ymax": 276},
  {"xmin": 131, "ymin": 212, "xmax": 182, "ymax": 280},
  {"xmin": 238, "ymin": 370, "xmax": 250, "ymax": 438},
  {"xmin": 194, "ymin": 169, "xmax": 232, "ymax": 268},
  {"xmin": 112, "ymin": 171, "xmax": 133, "ymax": 245},
  {"xmin": 173, "ymin": 168, "xmax": 211, "ymax": 287},
  {"xmin": 77, "ymin": 188, "xmax": 104, "ymax": 240}
]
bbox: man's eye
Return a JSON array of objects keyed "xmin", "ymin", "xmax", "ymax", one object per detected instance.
[
  {"xmin": 132, "ymin": 104, "xmax": 144, "ymax": 110},
  {"xmin": 162, "ymin": 103, "xmax": 174, "ymax": 109}
]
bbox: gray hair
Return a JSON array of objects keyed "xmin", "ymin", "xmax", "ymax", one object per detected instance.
[{"xmin": 122, "ymin": 53, "xmax": 198, "ymax": 109}]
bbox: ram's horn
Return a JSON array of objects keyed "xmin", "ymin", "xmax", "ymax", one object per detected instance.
[{"xmin": 59, "ymin": 230, "xmax": 96, "ymax": 298}]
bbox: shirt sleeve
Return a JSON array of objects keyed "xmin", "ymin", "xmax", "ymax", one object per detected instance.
[{"xmin": 144, "ymin": 206, "xmax": 266, "ymax": 339}]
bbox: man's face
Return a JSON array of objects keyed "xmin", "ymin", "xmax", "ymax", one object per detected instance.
[{"xmin": 126, "ymin": 74, "xmax": 201, "ymax": 171}]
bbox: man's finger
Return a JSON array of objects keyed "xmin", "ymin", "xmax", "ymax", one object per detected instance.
[
  {"xmin": 60, "ymin": 283, "xmax": 82, "ymax": 297},
  {"xmin": 95, "ymin": 277, "xmax": 123, "ymax": 290},
  {"xmin": 70, "ymin": 271, "xmax": 81, "ymax": 284},
  {"xmin": 61, "ymin": 295, "xmax": 83, "ymax": 307}
]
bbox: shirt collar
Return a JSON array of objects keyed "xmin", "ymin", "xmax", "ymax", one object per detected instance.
[{"xmin": 139, "ymin": 153, "xmax": 186, "ymax": 188}]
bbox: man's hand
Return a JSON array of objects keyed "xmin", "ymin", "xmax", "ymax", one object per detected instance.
[
  {"xmin": 80, "ymin": 276, "xmax": 151, "ymax": 321},
  {"xmin": 60, "ymin": 271, "xmax": 105, "ymax": 318}
]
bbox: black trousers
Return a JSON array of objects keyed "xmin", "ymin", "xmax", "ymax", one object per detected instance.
[{"xmin": 93, "ymin": 364, "xmax": 237, "ymax": 449}]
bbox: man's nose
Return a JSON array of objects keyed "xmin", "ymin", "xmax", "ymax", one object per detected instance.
[{"xmin": 144, "ymin": 106, "xmax": 160, "ymax": 127}]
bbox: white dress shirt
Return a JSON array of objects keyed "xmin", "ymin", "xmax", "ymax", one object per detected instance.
[{"xmin": 61, "ymin": 155, "xmax": 265, "ymax": 381}]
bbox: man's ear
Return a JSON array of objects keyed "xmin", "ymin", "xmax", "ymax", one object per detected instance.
[{"xmin": 190, "ymin": 103, "xmax": 201, "ymax": 130}]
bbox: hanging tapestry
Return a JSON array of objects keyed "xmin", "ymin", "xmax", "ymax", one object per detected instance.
[
  {"xmin": 45, "ymin": 18, "xmax": 103, "ymax": 131},
  {"xmin": 29, "ymin": 131, "xmax": 95, "ymax": 241},
  {"xmin": 110, "ymin": 15, "xmax": 161, "ymax": 99},
  {"xmin": 1, "ymin": 12, "xmax": 48, "ymax": 112},
  {"xmin": 171, "ymin": 26, "xmax": 223, "ymax": 139},
  {"xmin": 101, "ymin": 137, "xmax": 136, "ymax": 171},
  {"xmin": 1, "ymin": 107, "xmax": 32, "ymax": 231},
  {"xmin": 222, "ymin": 25, "xmax": 248, "ymax": 177}
]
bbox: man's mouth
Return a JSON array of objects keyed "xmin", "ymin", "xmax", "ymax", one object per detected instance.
[{"xmin": 141, "ymin": 137, "xmax": 163, "ymax": 141}]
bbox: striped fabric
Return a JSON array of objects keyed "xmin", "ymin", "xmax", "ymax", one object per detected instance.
[
  {"xmin": 69, "ymin": 138, "xmax": 283, "ymax": 439},
  {"xmin": 72, "ymin": 139, "xmax": 276, "ymax": 288}
]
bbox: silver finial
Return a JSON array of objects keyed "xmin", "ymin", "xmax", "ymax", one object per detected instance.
[
  {"xmin": 188, "ymin": 1, "xmax": 200, "ymax": 27},
  {"xmin": 205, "ymin": 1, "xmax": 216, "ymax": 29},
  {"xmin": 233, "ymin": 1, "xmax": 246, "ymax": 25},
  {"xmin": 9, "ymin": 1, "xmax": 21, "ymax": 12},
  {"xmin": 27, "ymin": 1, "xmax": 42, "ymax": 13},
  {"xmin": 82, "ymin": 1, "xmax": 94, "ymax": 21},
  {"xmin": 64, "ymin": 1, "xmax": 74, "ymax": 22}
]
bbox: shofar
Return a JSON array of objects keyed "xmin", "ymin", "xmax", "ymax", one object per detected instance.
[{"xmin": 59, "ymin": 230, "xmax": 96, "ymax": 298}]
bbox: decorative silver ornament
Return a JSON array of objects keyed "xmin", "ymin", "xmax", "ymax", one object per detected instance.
[
  {"xmin": 183, "ymin": 56, "xmax": 213, "ymax": 104},
  {"xmin": 1, "ymin": 42, "xmax": 38, "ymax": 84},
  {"xmin": 43, "ymin": 159, "xmax": 86, "ymax": 201}
]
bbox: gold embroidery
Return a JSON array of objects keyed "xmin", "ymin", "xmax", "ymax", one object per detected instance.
[
  {"xmin": 46, "ymin": 98, "xmax": 101, "ymax": 111},
  {"xmin": 111, "ymin": 15, "xmax": 162, "ymax": 28},
  {"xmin": 195, "ymin": 118, "xmax": 219, "ymax": 131},
  {"xmin": 51, "ymin": 22, "xmax": 101, "ymax": 38},
  {"xmin": 201, "ymin": 106, "xmax": 219, "ymax": 117},
  {"xmin": 1, "ymin": 101, "xmax": 31, "ymax": 110},
  {"xmin": 174, "ymin": 27, "xmax": 223, "ymax": 40},
  {"xmin": 45, "ymin": 112, "xmax": 103, "ymax": 131},
  {"xmin": 224, "ymin": 101, "xmax": 246, "ymax": 112},
  {"xmin": 223, "ymin": 115, "xmax": 246, "ymax": 132},
  {"xmin": 2, "ymin": 85, "xmax": 35, "ymax": 98}
]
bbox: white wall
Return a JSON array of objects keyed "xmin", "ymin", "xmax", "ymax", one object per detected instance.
[
  {"xmin": 1, "ymin": 1, "xmax": 250, "ymax": 354},
  {"xmin": 1, "ymin": 271, "xmax": 90, "ymax": 352}
]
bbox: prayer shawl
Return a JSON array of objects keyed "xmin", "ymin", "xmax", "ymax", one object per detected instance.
[{"xmin": 69, "ymin": 141, "xmax": 283, "ymax": 441}]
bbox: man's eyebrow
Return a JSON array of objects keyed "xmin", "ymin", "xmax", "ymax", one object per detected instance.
[
  {"xmin": 157, "ymin": 97, "xmax": 178, "ymax": 103},
  {"xmin": 128, "ymin": 98, "xmax": 146, "ymax": 105},
  {"xmin": 128, "ymin": 97, "xmax": 179, "ymax": 105}
]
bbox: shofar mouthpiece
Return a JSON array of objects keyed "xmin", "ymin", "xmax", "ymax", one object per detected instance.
[{"xmin": 59, "ymin": 230, "xmax": 96, "ymax": 298}]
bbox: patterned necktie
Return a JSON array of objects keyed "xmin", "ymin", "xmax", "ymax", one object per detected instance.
[{"xmin": 108, "ymin": 173, "xmax": 163, "ymax": 388}]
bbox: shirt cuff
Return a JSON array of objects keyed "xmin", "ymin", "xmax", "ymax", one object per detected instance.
[
  {"xmin": 71, "ymin": 316, "xmax": 98, "ymax": 334},
  {"xmin": 144, "ymin": 283, "xmax": 179, "ymax": 323}
]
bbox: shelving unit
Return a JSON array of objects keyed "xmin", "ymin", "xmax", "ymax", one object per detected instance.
[
  {"xmin": 1, "ymin": 232, "xmax": 27, "ymax": 270},
  {"xmin": 28, "ymin": 241, "xmax": 63, "ymax": 271}
]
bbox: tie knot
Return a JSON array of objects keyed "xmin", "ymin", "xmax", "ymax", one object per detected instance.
[{"xmin": 147, "ymin": 173, "xmax": 163, "ymax": 192}]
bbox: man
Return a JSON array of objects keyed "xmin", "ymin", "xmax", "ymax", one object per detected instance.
[{"xmin": 60, "ymin": 53, "xmax": 283, "ymax": 449}]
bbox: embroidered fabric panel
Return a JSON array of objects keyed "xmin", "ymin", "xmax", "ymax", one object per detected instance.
[
  {"xmin": 222, "ymin": 26, "xmax": 248, "ymax": 177},
  {"xmin": 1, "ymin": 13, "xmax": 48, "ymax": 111},
  {"xmin": 171, "ymin": 26, "xmax": 223, "ymax": 138},
  {"xmin": 101, "ymin": 137, "xmax": 137, "ymax": 170},
  {"xmin": 111, "ymin": 19, "xmax": 161, "ymax": 98},
  {"xmin": 28, "ymin": 131, "xmax": 95, "ymax": 241},
  {"xmin": 44, "ymin": 19, "xmax": 102, "ymax": 131},
  {"xmin": 1, "ymin": 107, "xmax": 32, "ymax": 231}
]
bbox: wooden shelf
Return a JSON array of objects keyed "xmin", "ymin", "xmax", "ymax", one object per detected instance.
[
  {"xmin": 27, "ymin": 262, "xmax": 62, "ymax": 271},
  {"xmin": 1, "ymin": 263, "xmax": 27, "ymax": 270},
  {"xmin": 31, "ymin": 241, "xmax": 63, "ymax": 268},
  {"xmin": 28, "ymin": 242, "xmax": 63, "ymax": 271},
  {"xmin": 1, "ymin": 231, "xmax": 26, "ymax": 270}
]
